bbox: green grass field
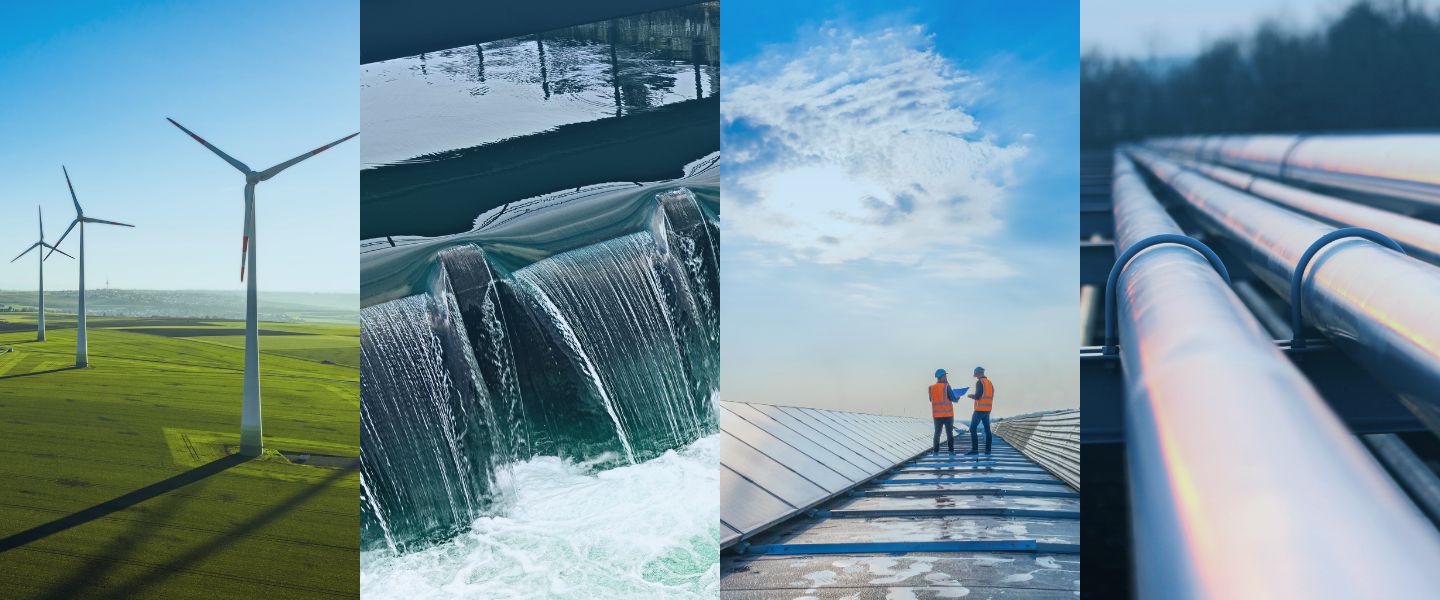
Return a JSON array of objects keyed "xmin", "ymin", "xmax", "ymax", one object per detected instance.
[{"xmin": 0, "ymin": 312, "xmax": 359, "ymax": 599}]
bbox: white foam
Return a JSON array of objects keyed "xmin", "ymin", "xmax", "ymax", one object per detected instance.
[{"xmin": 360, "ymin": 436, "xmax": 719, "ymax": 599}]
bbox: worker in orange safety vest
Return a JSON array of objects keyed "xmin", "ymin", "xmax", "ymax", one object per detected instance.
[
  {"xmin": 965, "ymin": 367, "xmax": 995, "ymax": 455},
  {"xmin": 928, "ymin": 369, "xmax": 956, "ymax": 454}
]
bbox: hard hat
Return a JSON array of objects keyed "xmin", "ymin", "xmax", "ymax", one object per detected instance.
[
  {"xmin": 935, "ymin": 369, "xmax": 947, "ymax": 378},
  {"xmin": 974, "ymin": 366, "xmax": 985, "ymax": 374}
]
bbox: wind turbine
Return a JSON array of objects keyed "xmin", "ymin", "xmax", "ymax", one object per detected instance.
[
  {"xmin": 166, "ymin": 118, "xmax": 357, "ymax": 458},
  {"xmin": 49, "ymin": 167, "xmax": 135, "ymax": 367},
  {"xmin": 11, "ymin": 206, "xmax": 74, "ymax": 341}
]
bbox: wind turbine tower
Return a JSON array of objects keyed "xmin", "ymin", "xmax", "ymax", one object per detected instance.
[
  {"xmin": 49, "ymin": 167, "xmax": 135, "ymax": 367},
  {"xmin": 12, "ymin": 206, "xmax": 73, "ymax": 341},
  {"xmin": 167, "ymin": 118, "xmax": 357, "ymax": 458}
]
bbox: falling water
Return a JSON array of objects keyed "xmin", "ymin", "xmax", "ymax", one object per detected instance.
[
  {"xmin": 359, "ymin": 185, "xmax": 718, "ymax": 554},
  {"xmin": 360, "ymin": 283, "xmax": 517, "ymax": 550},
  {"xmin": 513, "ymin": 277, "xmax": 639, "ymax": 464}
]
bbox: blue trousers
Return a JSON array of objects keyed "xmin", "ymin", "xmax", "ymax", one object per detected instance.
[
  {"xmin": 970, "ymin": 411, "xmax": 992, "ymax": 453},
  {"xmin": 932, "ymin": 417, "xmax": 954, "ymax": 452}
]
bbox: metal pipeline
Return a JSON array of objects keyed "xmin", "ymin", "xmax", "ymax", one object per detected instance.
[
  {"xmin": 1231, "ymin": 280, "xmax": 1291, "ymax": 339},
  {"xmin": 1131, "ymin": 149, "xmax": 1440, "ymax": 429},
  {"xmin": 1172, "ymin": 159, "xmax": 1440, "ymax": 266},
  {"xmin": 1151, "ymin": 134, "xmax": 1440, "ymax": 214},
  {"xmin": 1364, "ymin": 434, "xmax": 1440, "ymax": 527},
  {"xmin": 1109, "ymin": 152, "xmax": 1440, "ymax": 598}
]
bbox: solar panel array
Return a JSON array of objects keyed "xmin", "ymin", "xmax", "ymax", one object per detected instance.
[
  {"xmin": 719, "ymin": 401, "xmax": 935, "ymax": 548},
  {"xmin": 994, "ymin": 409, "xmax": 1080, "ymax": 490}
]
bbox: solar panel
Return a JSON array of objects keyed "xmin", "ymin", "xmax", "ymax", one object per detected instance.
[
  {"xmin": 719, "ymin": 407, "xmax": 852, "ymax": 493},
  {"xmin": 719, "ymin": 401, "xmax": 934, "ymax": 549},
  {"xmin": 777, "ymin": 406, "xmax": 893, "ymax": 469},
  {"xmin": 750, "ymin": 404, "xmax": 886, "ymax": 471},
  {"xmin": 719, "ymin": 464, "xmax": 793, "ymax": 535},
  {"xmin": 798, "ymin": 408, "xmax": 902, "ymax": 463},
  {"xmin": 723, "ymin": 403, "xmax": 870, "ymax": 481},
  {"xmin": 720, "ymin": 431, "xmax": 830, "ymax": 506},
  {"xmin": 816, "ymin": 409, "xmax": 913, "ymax": 461}
]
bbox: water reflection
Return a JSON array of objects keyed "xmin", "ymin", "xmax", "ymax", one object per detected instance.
[{"xmin": 362, "ymin": 2, "xmax": 719, "ymax": 168}]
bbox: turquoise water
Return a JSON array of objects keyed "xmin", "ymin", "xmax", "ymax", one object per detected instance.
[
  {"xmin": 359, "ymin": 157, "xmax": 719, "ymax": 553},
  {"xmin": 360, "ymin": 435, "xmax": 719, "ymax": 599}
]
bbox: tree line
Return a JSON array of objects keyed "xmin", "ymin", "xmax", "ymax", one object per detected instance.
[{"xmin": 1081, "ymin": 1, "xmax": 1440, "ymax": 148}]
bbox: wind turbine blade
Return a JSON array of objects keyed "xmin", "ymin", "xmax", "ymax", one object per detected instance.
[
  {"xmin": 46, "ymin": 219, "xmax": 78, "ymax": 260},
  {"xmin": 62, "ymin": 166, "xmax": 84, "ymax": 216},
  {"xmin": 38, "ymin": 206, "xmax": 44, "ymax": 239},
  {"xmin": 166, "ymin": 117, "xmax": 252, "ymax": 174},
  {"xmin": 257, "ymin": 132, "xmax": 359, "ymax": 180},
  {"xmin": 42, "ymin": 243, "xmax": 75, "ymax": 260},
  {"xmin": 11, "ymin": 242, "xmax": 40, "ymax": 263},
  {"xmin": 241, "ymin": 186, "xmax": 255, "ymax": 281},
  {"xmin": 82, "ymin": 216, "xmax": 136, "ymax": 228}
]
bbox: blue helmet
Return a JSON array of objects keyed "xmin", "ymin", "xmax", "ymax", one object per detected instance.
[{"xmin": 935, "ymin": 369, "xmax": 947, "ymax": 378}]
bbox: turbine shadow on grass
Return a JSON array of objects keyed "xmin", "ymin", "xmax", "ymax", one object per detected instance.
[
  {"xmin": 0, "ymin": 366, "xmax": 81, "ymax": 380},
  {"xmin": 36, "ymin": 481, "xmax": 195, "ymax": 600},
  {"xmin": 0, "ymin": 453, "xmax": 250, "ymax": 553},
  {"xmin": 96, "ymin": 463, "xmax": 359, "ymax": 599}
]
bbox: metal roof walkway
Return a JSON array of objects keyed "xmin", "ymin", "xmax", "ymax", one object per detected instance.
[{"xmin": 722, "ymin": 434, "xmax": 1081, "ymax": 598}]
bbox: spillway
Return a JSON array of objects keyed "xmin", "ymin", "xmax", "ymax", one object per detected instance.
[{"xmin": 360, "ymin": 156, "xmax": 719, "ymax": 553}]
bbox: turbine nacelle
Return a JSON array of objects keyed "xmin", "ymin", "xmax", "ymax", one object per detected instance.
[
  {"xmin": 47, "ymin": 167, "xmax": 136, "ymax": 261},
  {"xmin": 13, "ymin": 206, "xmax": 75, "ymax": 263},
  {"xmin": 166, "ymin": 117, "xmax": 357, "ymax": 281}
]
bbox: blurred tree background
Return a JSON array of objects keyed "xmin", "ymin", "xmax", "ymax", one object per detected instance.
[{"xmin": 1081, "ymin": 0, "xmax": 1440, "ymax": 147}]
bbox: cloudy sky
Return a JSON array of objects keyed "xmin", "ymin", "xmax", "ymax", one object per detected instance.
[
  {"xmin": 721, "ymin": 0, "xmax": 1078, "ymax": 419},
  {"xmin": 0, "ymin": 1, "xmax": 357, "ymax": 292}
]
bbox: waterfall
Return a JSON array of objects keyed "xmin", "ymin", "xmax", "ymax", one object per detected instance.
[
  {"xmin": 359, "ymin": 283, "xmax": 516, "ymax": 550},
  {"xmin": 360, "ymin": 186, "xmax": 718, "ymax": 552}
]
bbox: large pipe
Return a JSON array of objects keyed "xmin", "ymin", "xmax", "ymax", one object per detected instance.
[
  {"xmin": 1364, "ymin": 434, "xmax": 1440, "ymax": 527},
  {"xmin": 1151, "ymin": 134, "xmax": 1440, "ymax": 214},
  {"xmin": 1130, "ymin": 149, "xmax": 1440, "ymax": 432},
  {"xmin": 1175, "ymin": 159, "xmax": 1440, "ymax": 266},
  {"xmin": 1230, "ymin": 280, "xmax": 1291, "ymax": 339},
  {"xmin": 1109, "ymin": 153, "xmax": 1440, "ymax": 598}
]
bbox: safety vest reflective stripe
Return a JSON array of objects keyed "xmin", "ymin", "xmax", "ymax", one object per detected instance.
[
  {"xmin": 929, "ymin": 382, "xmax": 953, "ymax": 418},
  {"xmin": 975, "ymin": 378, "xmax": 994, "ymax": 412}
]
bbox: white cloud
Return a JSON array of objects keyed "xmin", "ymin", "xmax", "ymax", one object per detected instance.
[
  {"xmin": 722, "ymin": 23, "xmax": 1028, "ymax": 278},
  {"xmin": 840, "ymin": 281, "xmax": 898, "ymax": 311}
]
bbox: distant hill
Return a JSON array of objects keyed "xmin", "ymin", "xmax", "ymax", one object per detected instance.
[{"xmin": 0, "ymin": 289, "xmax": 358, "ymax": 324}]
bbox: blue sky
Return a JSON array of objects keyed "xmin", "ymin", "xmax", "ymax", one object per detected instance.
[
  {"xmin": 721, "ymin": 0, "xmax": 1078, "ymax": 418},
  {"xmin": 1083, "ymin": 0, "xmax": 1440, "ymax": 57},
  {"xmin": 0, "ymin": 1, "xmax": 358, "ymax": 292}
]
